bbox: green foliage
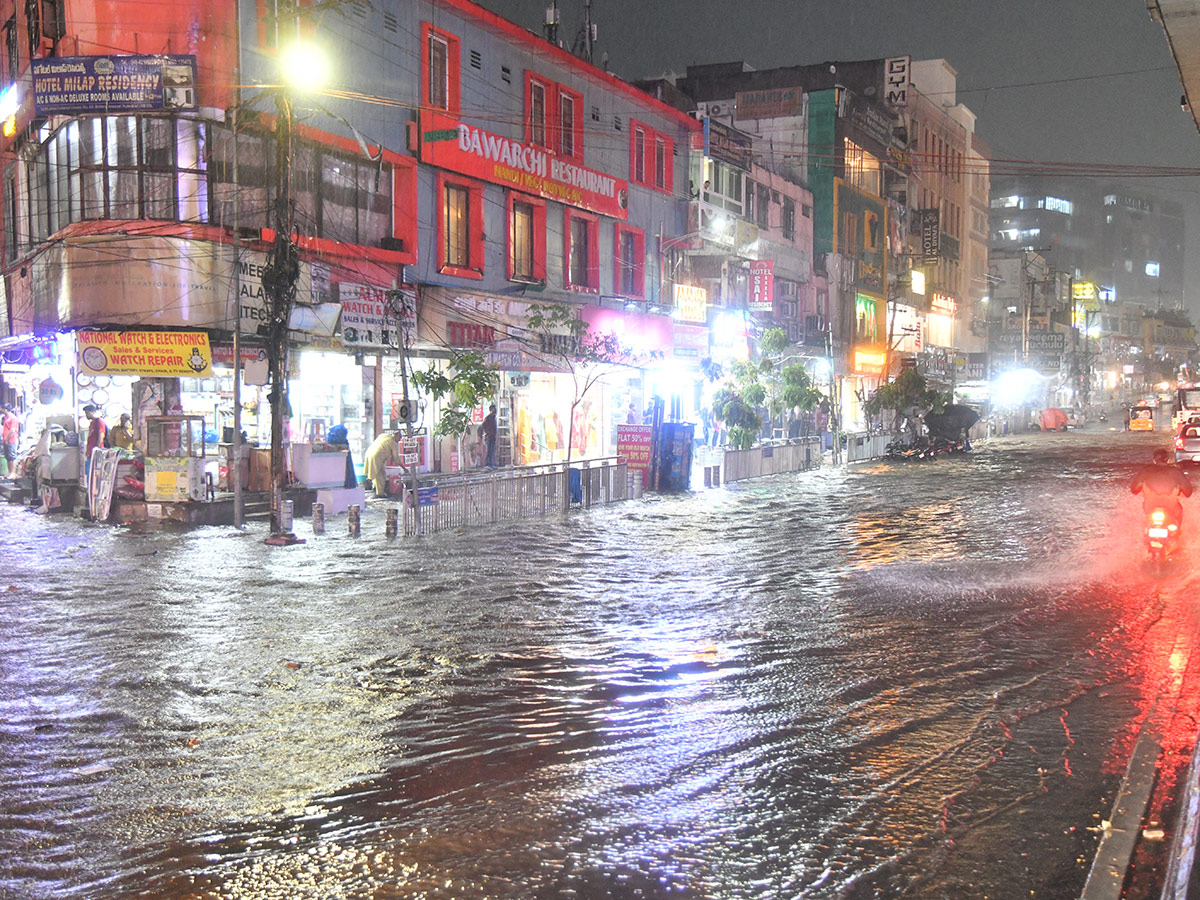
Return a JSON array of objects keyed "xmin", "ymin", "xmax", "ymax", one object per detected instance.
[
  {"xmin": 410, "ymin": 350, "xmax": 498, "ymax": 439},
  {"xmin": 863, "ymin": 368, "xmax": 947, "ymax": 418},
  {"xmin": 709, "ymin": 330, "xmax": 823, "ymax": 446}
]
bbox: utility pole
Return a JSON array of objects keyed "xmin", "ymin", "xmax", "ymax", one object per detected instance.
[
  {"xmin": 388, "ymin": 286, "xmax": 421, "ymax": 530},
  {"xmin": 544, "ymin": 0, "xmax": 559, "ymax": 44},
  {"xmin": 261, "ymin": 88, "xmax": 301, "ymax": 542}
]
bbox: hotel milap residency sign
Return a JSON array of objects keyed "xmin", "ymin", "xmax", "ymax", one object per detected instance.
[{"xmin": 420, "ymin": 109, "xmax": 628, "ymax": 219}]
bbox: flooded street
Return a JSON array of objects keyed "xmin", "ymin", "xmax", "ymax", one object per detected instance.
[{"xmin": 3, "ymin": 429, "xmax": 1200, "ymax": 900}]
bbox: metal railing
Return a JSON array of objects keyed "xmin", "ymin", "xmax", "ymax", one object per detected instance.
[
  {"xmin": 843, "ymin": 432, "xmax": 892, "ymax": 463},
  {"xmin": 401, "ymin": 457, "xmax": 630, "ymax": 536},
  {"xmin": 720, "ymin": 436, "xmax": 823, "ymax": 483}
]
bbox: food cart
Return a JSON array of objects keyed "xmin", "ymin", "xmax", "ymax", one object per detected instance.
[{"xmin": 143, "ymin": 415, "xmax": 207, "ymax": 501}]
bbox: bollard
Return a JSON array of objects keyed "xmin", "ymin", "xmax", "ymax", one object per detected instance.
[
  {"xmin": 348, "ymin": 503, "xmax": 361, "ymax": 537},
  {"xmin": 703, "ymin": 466, "xmax": 712, "ymax": 488},
  {"xmin": 712, "ymin": 465, "xmax": 721, "ymax": 487},
  {"xmin": 280, "ymin": 499, "xmax": 294, "ymax": 532},
  {"xmin": 312, "ymin": 502, "xmax": 325, "ymax": 534},
  {"xmin": 386, "ymin": 506, "xmax": 398, "ymax": 537}
]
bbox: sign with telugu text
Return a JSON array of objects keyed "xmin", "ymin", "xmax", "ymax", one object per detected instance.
[
  {"xmin": 616, "ymin": 424, "xmax": 653, "ymax": 476},
  {"xmin": 78, "ymin": 330, "xmax": 213, "ymax": 377},
  {"xmin": 420, "ymin": 110, "xmax": 628, "ymax": 219},
  {"xmin": 32, "ymin": 54, "xmax": 196, "ymax": 115}
]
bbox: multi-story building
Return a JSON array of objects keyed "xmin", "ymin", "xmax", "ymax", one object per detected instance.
[
  {"xmin": 0, "ymin": 0, "xmax": 702, "ymax": 479},
  {"xmin": 989, "ymin": 175, "xmax": 1191, "ymax": 402}
]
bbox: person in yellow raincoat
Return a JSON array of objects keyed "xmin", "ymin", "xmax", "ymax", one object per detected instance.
[{"xmin": 363, "ymin": 430, "xmax": 401, "ymax": 495}]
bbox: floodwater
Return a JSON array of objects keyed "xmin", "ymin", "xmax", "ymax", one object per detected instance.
[{"xmin": 2, "ymin": 429, "xmax": 1199, "ymax": 900}]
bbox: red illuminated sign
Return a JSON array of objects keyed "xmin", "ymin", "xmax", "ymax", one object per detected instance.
[
  {"xmin": 749, "ymin": 259, "xmax": 775, "ymax": 311},
  {"xmin": 420, "ymin": 110, "xmax": 629, "ymax": 220}
]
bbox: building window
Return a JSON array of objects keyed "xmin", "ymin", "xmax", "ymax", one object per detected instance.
[
  {"xmin": 428, "ymin": 35, "xmax": 448, "ymax": 109},
  {"xmin": 782, "ymin": 198, "xmax": 795, "ymax": 240},
  {"xmin": 565, "ymin": 209, "xmax": 599, "ymax": 292},
  {"xmin": 529, "ymin": 79, "xmax": 547, "ymax": 147},
  {"xmin": 630, "ymin": 120, "xmax": 672, "ymax": 192},
  {"xmin": 4, "ymin": 166, "xmax": 16, "ymax": 264},
  {"xmin": 843, "ymin": 138, "xmax": 881, "ymax": 195},
  {"xmin": 443, "ymin": 184, "xmax": 468, "ymax": 267},
  {"xmin": 23, "ymin": 0, "xmax": 37, "ymax": 57},
  {"xmin": 614, "ymin": 224, "xmax": 644, "ymax": 298},
  {"xmin": 4, "ymin": 16, "xmax": 17, "ymax": 82},
  {"xmin": 633, "ymin": 126, "xmax": 645, "ymax": 183},
  {"xmin": 559, "ymin": 90, "xmax": 575, "ymax": 157},
  {"xmin": 507, "ymin": 192, "xmax": 546, "ymax": 283},
  {"xmin": 421, "ymin": 23, "xmax": 460, "ymax": 117},
  {"xmin": 756, "ymin": 183, "xmax": 770, "ymax": 229},
  {"xmin": 436, "ymin": 172, "xmax": 483, "ymax": 279},
  {"xmin": 524, "ymin": 73, "xmax": 583, "ymax": 158},
  {"xmin": 703, "ymin": 159, "xmax": 743, "ymax": 214}
]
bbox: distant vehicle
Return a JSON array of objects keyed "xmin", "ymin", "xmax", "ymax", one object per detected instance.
[
  {"xmin": 1039, "ymin": 408, "xmax": 1069, "ymax": 432},
  {"xmin": 1129, "ymin": 405, "xmax": 1156, "ymax": 432},
  {"xmin": 1176, "ymin": 421, "xmax": 1200, "ymax": 464},
  {"xmin": 1173, "ymin": 383, "xmax": 1200, "ymax": 430},
  {"xmin": 1061, "ymin": 407, "xmax": 1083, "ymax": 428}
]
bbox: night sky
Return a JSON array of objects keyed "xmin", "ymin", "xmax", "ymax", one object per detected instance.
[{"xmin": 476, "ymin": 0, "xmax": 1200, "ymax": 304}]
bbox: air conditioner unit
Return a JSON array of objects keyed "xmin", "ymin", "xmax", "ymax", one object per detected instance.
[{"xmin": 708, "ymin": 103, "xmax": 723, "ymax": 117}]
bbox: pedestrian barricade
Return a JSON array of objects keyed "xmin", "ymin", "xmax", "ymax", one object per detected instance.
[
  {"xmin": 720, "ymin": 436, "xmax": 822, "ymax": 484},
  {"xmin": 402, "ymin": 457, "xmax": 628, "ymax": 536},
  {"xmin": 843, "ymin": 432, "xmax": 892, "ymax": 463}
]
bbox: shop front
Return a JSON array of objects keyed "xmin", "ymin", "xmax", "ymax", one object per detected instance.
[{"xmin": 416, "ymin": 287, "xmax": 684, "ymax": 471}]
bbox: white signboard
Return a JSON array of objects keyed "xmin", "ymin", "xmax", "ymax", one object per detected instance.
[{"xmin": 339, "ymin": 282, "xmax": 392, "ymax": 348}]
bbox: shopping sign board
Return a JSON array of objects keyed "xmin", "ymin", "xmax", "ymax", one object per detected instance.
[
  {"xmin": 338, "ymin": 282, "xmax": 415, "ymax": 349},
  {"xmin": 749, "ymin": 260, "xmax": 775, "ymax": 311},
  {"xmin": 31, "ymin": 54, "xmax": 196, "ymax": 115},
  {"xmin": 78, "ymin": 330, "xmax": 213, "ymax": 377},
  {"xmin": 616, "ymin": 424, "xmax": 653, "ymax": 476},
  {"xmin": 420, "ymin": 110, "xmax": 628, "ymax": 219},
  {"xmin": 401, "ymin": 437, "xmax": 421, "ymax": 466}
]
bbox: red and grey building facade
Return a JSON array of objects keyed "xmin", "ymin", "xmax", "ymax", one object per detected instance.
[{"xmin": 0, "ymin": 0, "xmax": 702, "ymax": 473}]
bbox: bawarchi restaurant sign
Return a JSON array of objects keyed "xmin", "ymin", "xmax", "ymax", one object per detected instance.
[{"xmin": 420, "ymin": 110, "xmax": 628, "ymax": 220}]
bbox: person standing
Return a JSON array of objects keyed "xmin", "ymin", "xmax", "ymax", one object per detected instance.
[
  {"xmin": 362, "ymin": 430, "xmax": 400, "ymax": 496},
  {"xmin": 1, "ymin": 404, "xmax": 18, "ymax": 477},
  {"xmin": 108, "ymin": 413, "xmax": 134, "ymax": 450},
  {"xmin": 83, "ymin": 404, "xmax": 106, "ymax": 457},
  {"xmin": 482, "ymin": 404, "xmax": 498, "ymax": 468}
]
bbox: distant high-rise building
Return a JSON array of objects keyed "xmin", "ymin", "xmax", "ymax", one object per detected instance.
[{"xmin": 989, "ymin": 176, "xmax": 1185, "ymax": 312}]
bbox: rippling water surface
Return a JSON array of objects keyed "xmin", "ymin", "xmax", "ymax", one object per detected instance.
[{"xmin": 2, "ymin": 430, "xmax": 1197, "ymax": 899}]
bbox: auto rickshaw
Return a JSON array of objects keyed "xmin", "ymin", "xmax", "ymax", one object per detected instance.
[{"xmin": 1128, "ymin": 405, "xmax": 1156, "ymax": 432}]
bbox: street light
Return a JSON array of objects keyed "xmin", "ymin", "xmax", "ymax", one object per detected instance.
[{"xmin": 262, "ymin": 38, "xmax": 328, "ymax": 544}]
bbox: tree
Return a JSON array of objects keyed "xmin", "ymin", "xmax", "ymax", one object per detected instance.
[
  {"xmin": 409, "ymin": 350, "xmax": 499, "ymax": 461},
  {"xmin": 709, "ymin": 327, "xmax": 823, "ymax": 450},
  {"xmin": 863, "ymin": 368, "xmax": 948, "ymax": 440},
  {"xmin": 521, "ymin": 303, "xmax": 635, "ymax": 466}
]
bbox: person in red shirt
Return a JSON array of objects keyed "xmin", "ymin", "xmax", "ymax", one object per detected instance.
[
  {"xmin": 1, "ymin": 404, "xmax": 18, "ymax": 477},
  {"xmin": 83, "ymin": 404, "xmax": 107, "ymax": 458}
]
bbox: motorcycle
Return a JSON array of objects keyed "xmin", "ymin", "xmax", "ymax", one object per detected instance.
[{"xmin": 1145, "ymin": 507, "xmax": 1181, "ymax": 562}]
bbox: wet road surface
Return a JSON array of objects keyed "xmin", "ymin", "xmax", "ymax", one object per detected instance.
[{"xmin": 2, "ymin": 428, "xmax": 1200, "ymax": 899}]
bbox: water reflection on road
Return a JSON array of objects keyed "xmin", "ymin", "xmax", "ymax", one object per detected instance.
[{"xmin": 1, "ymin": 430, "xmax": 1197, "ymax": 899}]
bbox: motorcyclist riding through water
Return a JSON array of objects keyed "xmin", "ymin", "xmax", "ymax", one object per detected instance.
[{"xmin": 1131, "ymin": 448, "xmax": 1194, "ymax": 525}]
